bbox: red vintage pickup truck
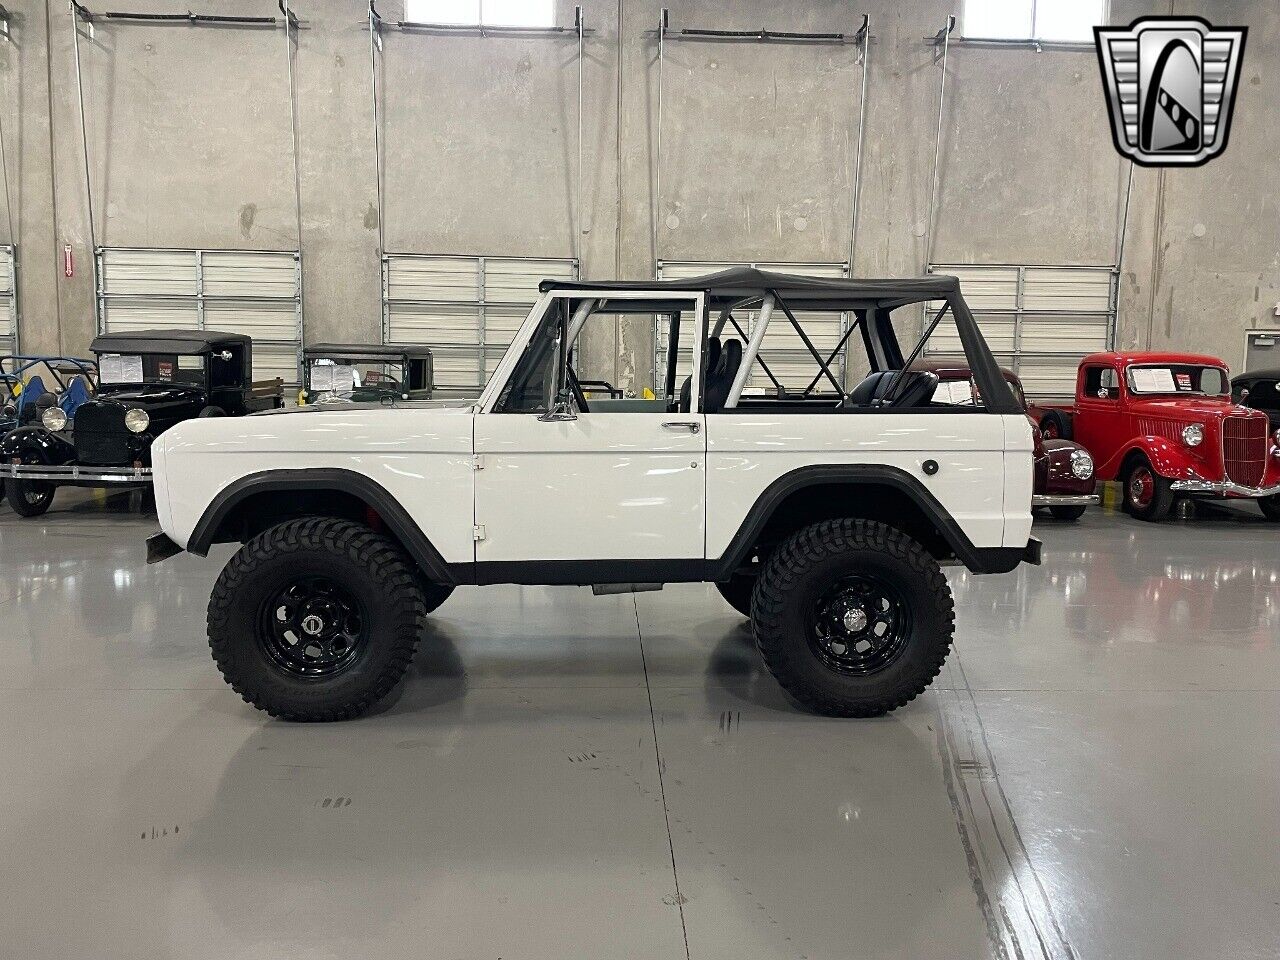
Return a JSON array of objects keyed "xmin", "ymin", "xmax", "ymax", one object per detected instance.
[{"xmin": 1028, "ymin": 352, "xmax": 1280, "ymax": 521}]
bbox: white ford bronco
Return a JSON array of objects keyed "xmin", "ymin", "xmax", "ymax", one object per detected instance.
[{"xmin": 146, "ymin": 269, "xmax": 1041, "ymax": 721}]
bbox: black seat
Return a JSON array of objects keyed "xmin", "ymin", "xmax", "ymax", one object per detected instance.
[
  {"xmin": 704, "ymin": 339, "xmax": 742, "ymax": 414},
  {"xmin": 847, "ymin": 370, "xmax": 939, "ymax": 408},
  {"xmin": 678, "ymin": 337, "xmax": 721, "ymax": 413}
]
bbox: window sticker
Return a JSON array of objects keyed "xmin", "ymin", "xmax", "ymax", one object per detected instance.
[
  {"xmin": 1131, "ymin": 367, "xmax": 1176, "ymax": 392},
  {"xmin": 178, "ymin": 355, "xmax": 203, "ymax": 371},
  {"xmin": 1175, "ymin": 372, "xmax": 1193, "ymax": 391},
  {"xmin": 157, "ymin": 360, "xmax": 174, "ymax": 380},
  {"xmin": 100, "ymin": 354, "xmax": 144, "ymax": 384}
]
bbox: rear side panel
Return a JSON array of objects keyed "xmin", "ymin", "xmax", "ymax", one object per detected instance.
[{"xmin": 705, "ymin": 412, "xmax": 1014, "ymax": 557}]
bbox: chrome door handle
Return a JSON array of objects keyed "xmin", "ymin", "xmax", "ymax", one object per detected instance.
[{"xmin": 662, "ymin": 421, "xmax": 701, "ymax": 434}]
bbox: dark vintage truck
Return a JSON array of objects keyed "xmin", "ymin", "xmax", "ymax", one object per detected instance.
[{"xmin": 2, "ymin": 330, "xmax": 284, "ymax": 516}]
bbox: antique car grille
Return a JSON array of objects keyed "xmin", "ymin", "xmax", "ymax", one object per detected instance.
[
  {"xmin": 1222, "ymin": 415, "xmax": 1267, "ymax": 488},
  {"xmin": 1136, "ymin": 418, "xmax": 1184, "ymax": 443},
  {"xmin": 73, "ymin": 403, "xmax": 130, "ymax": 465}
]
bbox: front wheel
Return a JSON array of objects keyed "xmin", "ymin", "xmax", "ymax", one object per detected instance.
[
  {"xmin": 6, "ymin": 479, "xmax": 56, "ymax": 517},
  {"xmin": 1260, "ymin": 495, "xmax": 1280, "ymax": 522},
  {"xmin": 1123, "ymin": 458, "xmax": 1174, "ymax": 521},
  {"xmin": 751, "ymin": 519, "xmax": 954, "ymax": 718},
  {"xmin": 1049, "ymin": 504, "xmax": 1087, "ymax": 522},
  {"xmin": 207, "ymin": 517, "xmax": 426, "ymax": 721}
]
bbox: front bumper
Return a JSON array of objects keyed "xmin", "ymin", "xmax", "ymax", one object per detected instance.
[
  {"xmin": 1032, "ymin": 493, "xmax": 1100, "ymax": 508},
  {"xmin": 1169, "ymin": 478, "xmax": 1280, "ymax": 499},
  {"xmin": 4, "ymin": 462, "xmax": 152, "ymax": 484}
]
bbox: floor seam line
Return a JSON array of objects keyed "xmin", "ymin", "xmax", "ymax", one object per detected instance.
[{"xmin": 633, "ymin": 596, "xmax": 692, "ymax": 960}]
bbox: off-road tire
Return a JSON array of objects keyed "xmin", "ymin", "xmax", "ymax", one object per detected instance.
[
  {"xmin": 1123, "ymin": 456, "xmax": 1174, "ymax": 522},
  {"xmin": 6, "ymin": 478, "xmax": 55, "ymax": 517},
  {"xmin": 1259, "ymin": 495, "xmax": 1280, "ymax": 522},
  {"xmin": 208, "ymin": 517, "xmax": 426, "ymax": 721},
  {"xmin": 752, "ymin": 519, "xmax": 954, "ymax": 718},
  {"xmin": 715, "ymin": 574, "xmax": 756, "ymax": 618},
  {"xmin": 1049, "ymin": 504, "xmax": 1087, "ymax": 522}
]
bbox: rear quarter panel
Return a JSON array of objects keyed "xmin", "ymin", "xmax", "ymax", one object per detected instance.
[
  {"xmin": 705, "ymin": 412, "xmax": 1031, "ymax": 556},
  {"xmin": 155, "ymin": 407, "xmax": 476, "ymax": 563}
]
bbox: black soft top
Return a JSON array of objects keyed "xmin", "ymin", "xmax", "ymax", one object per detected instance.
[
  {"xmin": 540, "ymin": 267, "xmax": 960, "ymax": 310},
  {"xmin": 90, "ymin": 329, "xmax": 251, "ymax": 355},
  {"xmin": 304, "ymin": 342, "xmax": 433, "ymax": 361}
]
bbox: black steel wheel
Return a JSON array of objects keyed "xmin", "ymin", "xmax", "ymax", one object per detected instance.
[
  {"xmin": 752, "ymin": 519, "xmax": 954, "ymax": 718},
  {"xmin": 259, "ymin": 577, "xmax": 367, "ymax": 679},
  {"xmin": 208, "ymin": 517, "xmax": 426, "ymax": 721},
  {"xmin": 808, "ymin": 573, "xmax": 912, "ymax": 676},
  {"xmin": 6, "ymin": 478, "xmax": 56, "ymax": 517}
]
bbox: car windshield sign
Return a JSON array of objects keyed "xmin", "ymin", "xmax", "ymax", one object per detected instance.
[
  {"xmin": 99, "ymin": 353, "xmax": 144, "ymax": 384},
  {"xmin": 1127, "ymin": 364, "xmax": 1227, "ymax": 395}
]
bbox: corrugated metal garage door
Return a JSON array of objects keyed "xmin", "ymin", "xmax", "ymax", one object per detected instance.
[
  {"xmin": 925, "ymin": 264, "xmax": 1115, "ymax": 398},
  {"xmin": 97, "ymin": 248, "xmax": 302, "ymax": 383},
  {"xmin": 656, "ymin": 261, "xmax": 851, "ymax": 395},
  {"xmin": 0, "ymin": 246, "xmax": 15, "ymax": 355},
  {"xmin": 383, "ymin": 254, "xmax": 578, "ymax": 397}
]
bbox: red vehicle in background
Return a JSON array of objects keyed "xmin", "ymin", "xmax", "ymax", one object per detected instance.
[
  {"xmin": 919, "ymin": 362, "xmax": 1098, "ymax": 521},
  {"xmin": 1029, "ymin": 352, "xmax": 1280, "ymax": 522}
]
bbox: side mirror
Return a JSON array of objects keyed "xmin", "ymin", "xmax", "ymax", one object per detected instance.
[
  {"xmin": 1097, "ymin": 388, "xmax": 1109, "ymax": 399},
  {"xmin": 537, "ymin": 388, "xmax": 578, "ymax": 423}
]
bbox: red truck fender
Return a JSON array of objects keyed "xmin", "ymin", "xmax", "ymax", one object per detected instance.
[{"xmin": 1111, "ymin": 437, "xmax": 1202, "ymax": 482}]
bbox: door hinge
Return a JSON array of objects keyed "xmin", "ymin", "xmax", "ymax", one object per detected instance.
[
  {"xmin": 471, "ymin": 455, "xmax": 485, "ymax": 470},
  {"xmin": 473, "ymin": 524, "xmax": 486, "ymax": 542}
]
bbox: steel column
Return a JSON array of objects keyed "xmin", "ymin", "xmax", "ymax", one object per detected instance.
[
  {"xmin": 923, "ymin": 16, "xmax": 956, "ymax": 273},
  {"xmin": 847, "ymin": 14, "xmax": 870, "ymax": 276}
]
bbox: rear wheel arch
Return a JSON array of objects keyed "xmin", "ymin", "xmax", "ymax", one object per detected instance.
[
  {"xmin": 715, "ymin": 466, "xmax": 983, "ymax": 577},
  {"xmin": 188, "ymin": 469, "xmax": 454, "ymax": 585}
]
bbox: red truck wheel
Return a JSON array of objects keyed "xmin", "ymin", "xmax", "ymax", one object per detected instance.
[
  {"xmin": 1040, "ymin": 410, "xmax": 1072, "ymax": 441},
  {"xmin": 1123, "ymin": 459, "xmax": 1173, "ymax": 521}
]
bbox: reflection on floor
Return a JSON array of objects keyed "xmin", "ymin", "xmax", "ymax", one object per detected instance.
[{"xmin": 0, "ymin": 488, "xmax": 1277, "ymax": 960}]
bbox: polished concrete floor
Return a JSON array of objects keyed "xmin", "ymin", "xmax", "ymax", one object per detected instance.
[{"xmin": 1, "ymin": 488, "xmax": 1277, "ymax": 960}]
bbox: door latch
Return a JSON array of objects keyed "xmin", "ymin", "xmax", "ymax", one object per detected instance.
[{"xmin": 661, "ymin": 421, "xmax": 701, "ymax": 434}]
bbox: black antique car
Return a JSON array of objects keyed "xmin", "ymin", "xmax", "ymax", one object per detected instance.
[
  {"xmin": 299, "ymin": 342, "xmax": 434, "ymax": 405},
  {"xmin": 1, "ymin": 355, "xmax": 99, "ymax": 504},
  {"xmin": 2, "ymin": 330, "xmax": 283, "ymax": 516},
  {"xmin": 1232, "ymin": 368, "xmax": 1280, "ymax": 431}
]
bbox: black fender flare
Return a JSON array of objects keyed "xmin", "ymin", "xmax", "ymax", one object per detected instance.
[
  {"xmin": 0, "ymin": 425, "xmax": 75, "ymax": 465},
  {"xmin": 711, "ymin": 463, "xmax": 1015, "ymax": 577},
  {"xmin": 186, "ymin": 468, "xmax": 455, "ymax": 585}
]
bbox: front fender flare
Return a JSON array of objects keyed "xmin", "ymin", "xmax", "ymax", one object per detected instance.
[{"xmin": 186, "ymin": 468, "xmax": 455, "ymax": 585}]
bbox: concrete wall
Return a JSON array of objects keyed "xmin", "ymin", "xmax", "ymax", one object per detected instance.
[{"xmin": 3, "ymin": 0, "xmax": 1277, "ymax": 385}]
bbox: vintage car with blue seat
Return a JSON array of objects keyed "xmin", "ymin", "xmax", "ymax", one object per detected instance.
[{"xmin": 2, "ymin": 330, "xmax": 283, "ymax": 517}]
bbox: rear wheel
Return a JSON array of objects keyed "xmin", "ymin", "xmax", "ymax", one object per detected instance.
[
  {"xmin": 1049, "ymin": 504, "xmax": 1087, "ymax": 522},
  {"xmin": 1040, "ymin": 411, "xmax": 1072, "ymax": 441},
  {"xmin": 1123, "ymin": 458, "xmax": 1174, "ymax": 522},
  {"xmin": 1260, "ymin": 495, "xmax": 1280, "ymax": 522},
  {"xmin": 207, "ymin": 517, "xmax": 426, "ymax": 721},
  {"xmin": 715, "ymin": 574, "xmax": 756, "ymax": 618},
  {"xmin": 752, "ymin": 519, "xmax": 954, "ymax": 718},
  {"xmin": 6, "ymin": 479, "xmax": 55, "ymax": 517}
]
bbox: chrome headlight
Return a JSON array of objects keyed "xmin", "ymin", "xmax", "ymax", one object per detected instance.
[
  {"xmin": 41, "ymin": 407, "xmax": 68, "ymax": 432},
  {"xmin": 124, "ymin": 408, "xmax": 150, "ymax": 433},
  {"xmin": 1070, "ymin": 448, "xmax": 1094, "ymax": 480},
  {"xmin": 1181, "ymin": 423, "xmax": 1204, "ymax": 447}
]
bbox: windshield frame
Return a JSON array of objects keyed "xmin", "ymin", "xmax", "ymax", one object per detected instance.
[{"xmin": 1124, "ymin": 363, "xmax": 1230, "ymax": 398}]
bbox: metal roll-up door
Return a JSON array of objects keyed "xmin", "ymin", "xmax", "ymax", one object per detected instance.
[
  {"xmin": 98, "ymin": 247, "xmax": 302, "ymax": 383},
  {"xmin": 384, "ymin": 254, "xmax": 577, "ymax": 396},
  {"xmin": 656, "ymin": 261, "xmax": 851, "ymax": 395},
  {"xmin": 0, "ymin": 246, "xmax": 15, "ymax": 354},
  {"xmin": 926, "ymin": 264, "xmax": 1115, "ymax": 398}
]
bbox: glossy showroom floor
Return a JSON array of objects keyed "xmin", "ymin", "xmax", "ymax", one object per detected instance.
[{"xmin": 1, "ymin": 489, "xmax": 1277, "ymax": 960}]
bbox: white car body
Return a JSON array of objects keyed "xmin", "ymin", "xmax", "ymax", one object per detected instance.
[{"xmin": 153, "ymin": 284, "xmax": 1036, "ymax": 580}]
